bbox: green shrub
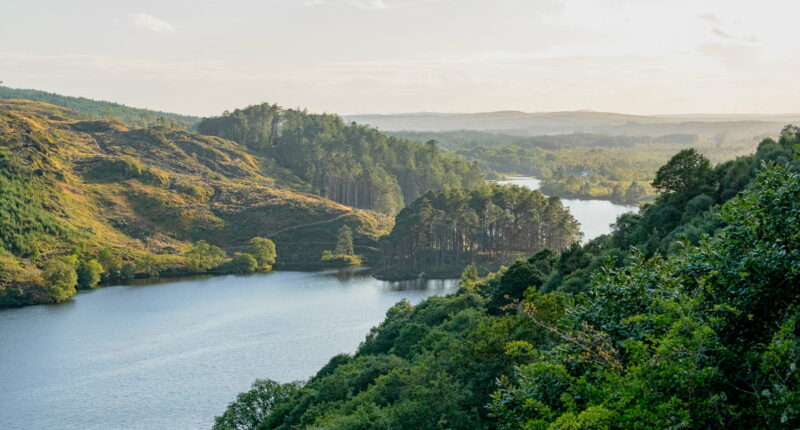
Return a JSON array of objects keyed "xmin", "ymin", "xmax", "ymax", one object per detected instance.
[
  {"xmin": 185, "ymin": 241, "xmax": 226, "ymax": 272},
  {"xmin": 321, "ymin": 250, "xmax": 362, "ymax": 266},
  {"xmin": 42, "ymin": 258, "xmax": 77, "ymax": 302},
  {"xmin": 248, "ymin": 237, "xmax": 276, "ymax": 270},
  {"xmin": 76, "ymin": 258, "xmax": 103, "ymax": 289},
  {"xmin": 230, "ymin": 252, "xmax": 257, "ymax": 274}
]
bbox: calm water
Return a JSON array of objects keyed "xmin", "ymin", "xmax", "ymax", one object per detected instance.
[
  {"xmin": 497, "ymin": 176, "xmax": 637, "ymax": 241},
  {"xmin": 0, "ymin": 269, "xmax": 457, "ymax": 430}
]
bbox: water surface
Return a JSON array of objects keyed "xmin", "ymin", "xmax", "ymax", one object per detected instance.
[
  {"xmin": 0, "ymin": 269, "xmax": 456, "ymax": 430},
  {"xmin": 497, "ymin": 176, "xmax": 637, "ymax": 241}
]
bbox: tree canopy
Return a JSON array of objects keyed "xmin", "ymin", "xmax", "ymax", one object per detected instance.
[
  {"xmin": 380, "ymin": 184, "xmax": 581, "ymax": 278},
  {"xmin": 651, "ymin": 148, "xmax": 713, "ymax": 195}
]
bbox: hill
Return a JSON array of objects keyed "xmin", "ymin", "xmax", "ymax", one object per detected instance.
[
  {"xmin": 0, "ymin": 86, "xmax": 201, "ymax": 129},
  {"xmin": 0, "ymin": 99, "xmax": 391, "ymax": 307},
  {"xmin": 197, "ymin": 104, "xmax": 484, "ymax": 214}
]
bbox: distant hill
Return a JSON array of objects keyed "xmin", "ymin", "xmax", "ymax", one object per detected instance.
[
  {"xmin": 655, "ymin": 113, "xmax": 800, "ymax": 123},
  {"xmin": 0, "ymin": 86, "xmax": 201, "ymax": 129},
  {"xmin": 345, "ymin": 110, "xmax": 666, "ymax": 133},
  {"xmin": 344, "ymin": 110, "xmax": 798, "ymax": 140}
]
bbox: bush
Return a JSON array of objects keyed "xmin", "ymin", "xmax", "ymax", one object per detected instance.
[
  {"xmin": 185, "ymin": 241, "xmax": 226, "ymax": 272},
  {"xmin": 76, "ymin": 258, "xmax": 103, "ymax": 289},
  {"xmin": 321, "ymin": 250, "xmax": 362, "ymax": 266},
  {"xmin": 248, "ymin": 237, "xmax": 276, "ymax": 270},
  {"xmin": 42, "ymin": 258, "xmax": 78, "ymax": 302},
  {"xmin": 230, "ymin": 252, "xmax": 257, "ymax": 274}
]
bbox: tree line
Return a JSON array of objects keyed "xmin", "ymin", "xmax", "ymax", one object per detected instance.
[
  {"xmin": 539, "ymin": 175, "xmax": 649, "ymax": 205},
  {"xmin": 196, "ymin": 104, "xmax": 484, "ymax": 214},
  {"xmin": 1, "ymin": 234, "xmax": 276, "ymax": 307},
  {"xmin": 379, "ymin": 184, "xmax": 581, "ymax": 278}
]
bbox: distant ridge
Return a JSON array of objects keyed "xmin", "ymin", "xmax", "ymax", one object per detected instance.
[
  {"xmin": 344, "ymin": 110, "xmax": 799, "ymax": 137},
  {"xmin": 0, "ymin": 86, "xmax": 201, "ymax": 129},
  {"xmin": 346, "ymin": 110, "xmax": 674, "ymax": 133}
]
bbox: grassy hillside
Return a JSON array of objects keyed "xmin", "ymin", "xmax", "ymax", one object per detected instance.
[
  {"xmin": 0, "ymin": 86, "xmax": 201, "ymax": 129},
  {"xmin": 0, "ymin": 99, "xmax": 391, "ymax": 307}
]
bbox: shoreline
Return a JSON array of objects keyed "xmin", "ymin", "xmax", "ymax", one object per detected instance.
[{"xmin": 494, "ymin": 173, "xmax": 647, "ymax": 206}]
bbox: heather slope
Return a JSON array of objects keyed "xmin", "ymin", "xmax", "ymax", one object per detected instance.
[{"xmin": 0, "ymin": 99, "xmax": 391, "ymax": 306}]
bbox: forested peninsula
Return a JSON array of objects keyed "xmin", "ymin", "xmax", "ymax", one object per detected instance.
[
  {"xmin": 214, "ymin": 126, "xmax": 800, "ymax": 429},
  {"xmin": 378, "ymin": 185, "xmax": 580, "ymax": 279}
]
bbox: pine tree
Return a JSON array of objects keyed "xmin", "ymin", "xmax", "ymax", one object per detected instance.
[{"xmin": 334, "ymin": 225, "xmax": 354, "ymax": 256}]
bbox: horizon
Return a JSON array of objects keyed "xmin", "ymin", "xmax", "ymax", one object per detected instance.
[
  {"xmin": 4, "ymin": 85, "xmax": 800, "ymax": 120},
  {"xmin": 2, "ymin": 0, "xmax": 799, "ymax": 116}
]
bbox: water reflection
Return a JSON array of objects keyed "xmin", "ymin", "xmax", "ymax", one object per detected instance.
[
  {"xmin": 384, "ymin": 277, "xmax": 459, "ymax": 291},
  {"xmin": 320, "ymin": 265, "xmax": 373, "ymax": 281}
]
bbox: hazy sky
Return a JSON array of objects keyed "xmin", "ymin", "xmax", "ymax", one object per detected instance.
[{"xmin": 2, "ymin": 0, "xmax": 799, "ymax": 116}]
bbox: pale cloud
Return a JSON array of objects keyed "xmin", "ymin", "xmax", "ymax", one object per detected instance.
[
  {"xmin": 351, "ymin": 0, "xmax": 387, "ymax": 10},
  {"xmin": 699, "ymin": 11, "xmax": 757, "ymax": 43},
  {"xmin": 128, "ymin": 13, "xmax": 176, "ymax": 34},
  {"xmin": 699, "ymin": 13, "xmax": 721, "ymax": 25},
  {"xmin": 711, "ymin": 27, "xmax": 757, "ymax": 43},
  {"xmin": 305, "ymin": 0, "xmax": 448, "ymax": 10}
]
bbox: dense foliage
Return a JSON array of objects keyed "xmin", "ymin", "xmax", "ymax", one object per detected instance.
[
  {"xmin": 197, "ymin": 104, "xmax": 484, "ymax": 214},
  {"xmin": 0, "ymin": 86, "xmax": 200, "ymax": 128},
  {"xmin": 215, "ymin": 127, "xmax": 800, "ymax": 429},
  {"xmin": 536, "ymin": 125, "xmax": 800, "ymax": 296},
  {"xmin": 379, "ymin": 185, "xmax": 580, "ymax": 279},
  {"xmin": 489, "ymin": 164, "xmax": 800, "ymax": 428}
]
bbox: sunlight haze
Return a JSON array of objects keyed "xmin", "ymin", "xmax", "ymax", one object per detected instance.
[{"xmin": 2, "ymin": 0, "xmax": 799, "ymax": 115}]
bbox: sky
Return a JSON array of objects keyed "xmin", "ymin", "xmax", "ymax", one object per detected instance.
[{"xmin": 1, "ymin": 0, "xmax": 799, "ymax": 116}]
